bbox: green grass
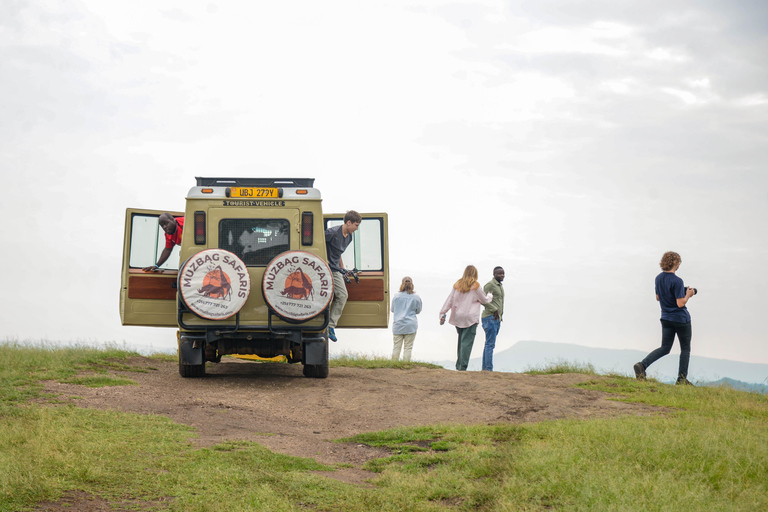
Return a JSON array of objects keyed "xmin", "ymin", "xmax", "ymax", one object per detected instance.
[
  {"xmin": 1, "ymin": 341, "xmax": 767, "ymax": 511},
  {"xmin": 331, "ymin": 351, "xmax": 443, "ymax": 370},
  {"xmin": 342, "ymin": 377, "xmax": 768, "ymax": 511},
  {"xmin": 523, "ymin": 358, "xmax": 598, "ymax": 375},
  {"xmin": 0, "ymin": 340, "xmax": 143, "ymax": 410}
]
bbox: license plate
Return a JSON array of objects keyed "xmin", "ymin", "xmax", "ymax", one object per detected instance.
[{"xmin": 229, "ymin": 187, "xmax": 278, "ymax": 198}]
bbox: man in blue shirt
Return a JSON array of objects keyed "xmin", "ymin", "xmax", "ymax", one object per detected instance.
[{"xmin": 634, "ymin": 251, "xmax": 696, "ymax": 385}]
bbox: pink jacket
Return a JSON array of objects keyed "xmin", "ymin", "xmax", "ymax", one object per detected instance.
[{"xmin": 439, "ymin": 285, "xmax": 492, "ymax": 328}]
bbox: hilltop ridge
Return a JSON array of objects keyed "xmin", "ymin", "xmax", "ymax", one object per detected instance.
[{"xmin": 435, "ymin": 340, "xmax": 768, "ymax": 386}]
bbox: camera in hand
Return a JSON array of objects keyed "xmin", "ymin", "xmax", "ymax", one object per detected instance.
[
  {"xmin": 342, "ymin": 268, "xmax": 361, "ymax": 284},
  {"xmin": 686, "ymin": 287, "xmax": 698, "ymax": 295}
]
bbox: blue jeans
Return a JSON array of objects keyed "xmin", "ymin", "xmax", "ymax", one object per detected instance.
[
  {"xmin": 641, "ymin": 319, "xmax": 692, "ymax": 379},
  {"xmin": 481, "ymin": 316, "xmax": 501, "ymax": 371}
]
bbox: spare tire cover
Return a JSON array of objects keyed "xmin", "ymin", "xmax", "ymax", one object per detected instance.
[
  {"xmin": 179, "ymin": 249, "xmax": 251, "ymax": 320},
  {"xmin": 262, "ymin": 250, "xmax": 333, "ymax": 322}
]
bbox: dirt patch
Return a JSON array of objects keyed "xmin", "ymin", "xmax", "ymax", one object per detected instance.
[
  {"xmin": 36, "ymin": 356, "xmax": 663, "ymax": 509},
  {"xmin": 33, "ymin": 490, "xmax": 171, "ymax": 512},
  {"xmin": 42, "ymin": 357, "xmax": 661, "ymax": 466}
]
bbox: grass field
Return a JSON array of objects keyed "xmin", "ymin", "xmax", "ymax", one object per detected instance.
[{"xmin": 1, "ymin": 341, "xmax": 766, "ymax": 511}]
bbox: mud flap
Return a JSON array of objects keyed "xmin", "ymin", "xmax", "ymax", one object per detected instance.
[
  {"xmin": 180, "ymin": 339, "xmax": 204, "ymax": 365},
  {"xmin": 304, "ymin": 340, "xmax": 326, "ymax": 365}
]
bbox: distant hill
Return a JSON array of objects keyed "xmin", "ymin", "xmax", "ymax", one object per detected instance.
[
  {"xmin": 701, "ymin": 378, "xmax": 768, "ymax": 394},
  {"xmin": 433, "ymin": 340, "xmax": 768, "ymax": 386}
]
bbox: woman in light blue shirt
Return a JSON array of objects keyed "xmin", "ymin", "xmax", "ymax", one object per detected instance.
[{"xmin": 391, "ymin": 277, "xmax": 422, "ymax": 362}]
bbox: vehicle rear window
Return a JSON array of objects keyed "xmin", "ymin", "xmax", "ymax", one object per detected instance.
[{"xmin": 219, "ymin": 219, "xmax": 290, "ymax": 266}]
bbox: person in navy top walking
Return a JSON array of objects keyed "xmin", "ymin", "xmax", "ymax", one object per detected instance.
[{"xmin": 634, "ymin": 251, "xmax": 697, "ymax": 385}]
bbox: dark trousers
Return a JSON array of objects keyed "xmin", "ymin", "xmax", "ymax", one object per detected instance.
[
  {"xmin": 455, "ymin": 324, "xmax": 478, "ymax": 371},
  {"xmin": 641, "ymin": 320, "xmax": 692, "ymax": 379}
]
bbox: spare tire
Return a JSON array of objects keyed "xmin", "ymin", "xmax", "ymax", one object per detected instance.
[
  {"xmin": 178, "ymin": 249, "xmax": 251, "ymax": 320},
  {"xmin": 262, "ymin": 250, "xmax": 333, "ymax": 323}
]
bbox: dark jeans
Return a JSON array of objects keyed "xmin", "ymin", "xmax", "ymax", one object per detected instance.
[
  {"xmin": 481, "ymin": 316, "xmax": 501, "ymax": 371},
  {"xmin": 455, "ymin": 324, "xmax": 478, "ymax": 371},
  {"xmin": 641, "ymin": 319, "xmax": 692, "ymax": 379}
]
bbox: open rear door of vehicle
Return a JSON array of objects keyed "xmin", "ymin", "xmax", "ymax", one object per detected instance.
[
  {"xmin": 120, "ymin": 208, "xmax": 184, "ymax": 327},
  {"xmin": 323, "ymin": 213, "xmax": 389, "ymax": 328}
]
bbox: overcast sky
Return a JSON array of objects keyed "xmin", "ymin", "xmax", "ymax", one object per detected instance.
[{"xmin": 2, "ymin": 1, "xmax": 767, "ymax": 369}]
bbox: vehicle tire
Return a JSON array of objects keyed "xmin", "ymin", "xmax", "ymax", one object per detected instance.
[
  {"xmin": 179, "ymin": 355, "xmax": 205, "ymax": 378},
  {"xmin": 302, "ymin": 340, "xmax": 329, "ymax": 379},
  {"xmin": 178, "ymin": 249, "xmax": 251, "ymax": 320},
  {"xmin": 262, "ymin": 251, "xmax": 333, "ymax": 323}
]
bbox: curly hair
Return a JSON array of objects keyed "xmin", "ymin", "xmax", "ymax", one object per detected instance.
[{"xmin": 659, "ymin": 251, "xmax": 681, "ymax": 272}]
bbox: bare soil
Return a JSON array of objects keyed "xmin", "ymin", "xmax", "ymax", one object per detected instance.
[{"xmin": 36, "ymin": 357, "xmax": 663, "ymax": 510}]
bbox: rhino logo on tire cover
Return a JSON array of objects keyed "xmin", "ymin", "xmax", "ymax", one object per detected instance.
[
  {"xmin": 179, "ymin": 249, "xmax": 250, "ymax": 320},
  {"xmin": 281, "ymin": 268, "xmax": 314, "ymax": 301},
  {"xmin": 198, "ymin": 266, "xmax": 232, "ymax": 300},
  {"xmin": 263, "ymin": 251, "xmax": 332, "ymax": 321}
]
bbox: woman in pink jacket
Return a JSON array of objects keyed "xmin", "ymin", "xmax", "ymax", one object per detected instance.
[{"xmin": 439, "ymin": 265, "xmax": 493, "ymax": 371}]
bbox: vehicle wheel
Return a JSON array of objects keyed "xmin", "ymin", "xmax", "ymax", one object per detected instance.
[
  {"xmin": 302, "ymin": 340, "xmax": 329, "ymax": 379},
  {"xmin": 179, "ymin": 249, "xmax": 251, "ymax": 320},
  {"xmin": 263, "ymin": 251, "xmax": 333, "ymax": 323},
  {"xmin": 179, "ymin": 352, "xmax": 206, "ymax": 378},
  {"xmin": 302, "ymin": 362, "xmax": 328, "ymax": 378}
]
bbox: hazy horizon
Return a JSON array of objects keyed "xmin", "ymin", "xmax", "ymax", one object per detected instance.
[{"xmin": 2, "ymin": 1, "xmax": 766, "ymax": 366}]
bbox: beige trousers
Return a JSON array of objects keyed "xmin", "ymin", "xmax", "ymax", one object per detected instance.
[
  {"xmin": 392, "ymin": 333, "xmax": 417, "ymax": 362},
  {"xmin": 329, "ymin": 271, "xmax": 348, "ymax": 328}
]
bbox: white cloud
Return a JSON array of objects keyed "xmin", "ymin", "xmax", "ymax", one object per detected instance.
[
  {"xmin": 599, "ymin": 77, "xmax": 640, "ymax": 95},
  {"xmin": 645, "ymin": 47, "xmax": 689, "ymax": 62},
  {"xmin": 1, "ymin": 0, "xmax": 767, "ymax": 367},
  {"xmin": 505, "ymin": 21, "xmax": 635, "ymax": 56},
  {"xmin": 660, "ymin": 86, "xmax": 710, "ymax": 105},
  {"xmin": 735, "ymin": 94, "xmax": 768, "ymax": 107}
]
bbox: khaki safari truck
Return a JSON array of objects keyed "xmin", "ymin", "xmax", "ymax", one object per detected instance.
[{"xmin": 119, "ymin": 177, "xmax": 389, "ymax": 379}]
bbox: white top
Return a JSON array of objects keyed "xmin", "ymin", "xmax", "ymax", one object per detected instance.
[{"xmin": 391, "ymin": 292, "xmax": 422, "ymax": 335}]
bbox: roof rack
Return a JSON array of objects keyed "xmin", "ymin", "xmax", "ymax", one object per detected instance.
[{"xmin": 195, "ymin": 177, "xmax": 315, "ymax": 188}]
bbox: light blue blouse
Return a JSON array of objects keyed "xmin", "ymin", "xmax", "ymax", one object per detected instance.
[{"xmin": 391, "ymin": 292, "xmax": 422, "ymax": 335}]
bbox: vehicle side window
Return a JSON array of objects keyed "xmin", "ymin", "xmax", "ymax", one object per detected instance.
[
  {"xmin": 129, "ymin": 214, "xmax": 181, "ymax": 270},
  {"xmin": 325, "ymin": 218, "xmax": 383, "ymax": 271},
  {"xmin": 219, "ymin": 219, "xmax": 290, "ymax": 266}
]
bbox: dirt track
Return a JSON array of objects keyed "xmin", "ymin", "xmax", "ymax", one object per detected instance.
[
  {"xmin": 34, "ymin": 357, "xmax": 666, "ymax": 509},
  {"xmin": 42, "ymin": 357, "xmax": 662, "ymax": 469}
]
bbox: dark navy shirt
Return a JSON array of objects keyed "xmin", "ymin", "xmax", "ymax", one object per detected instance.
[
  {"xmin": 655, "ymin": 272, "xmax": 691, "ymax": 323},
  {"xmin": 325, "ymin": 224, "xmax": 352, "ymax": 272}
]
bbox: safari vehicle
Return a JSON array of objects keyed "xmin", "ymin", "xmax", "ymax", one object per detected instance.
[{"xmin": 119, "ymin": 177, "xmax": 389, "ymax": 379}]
